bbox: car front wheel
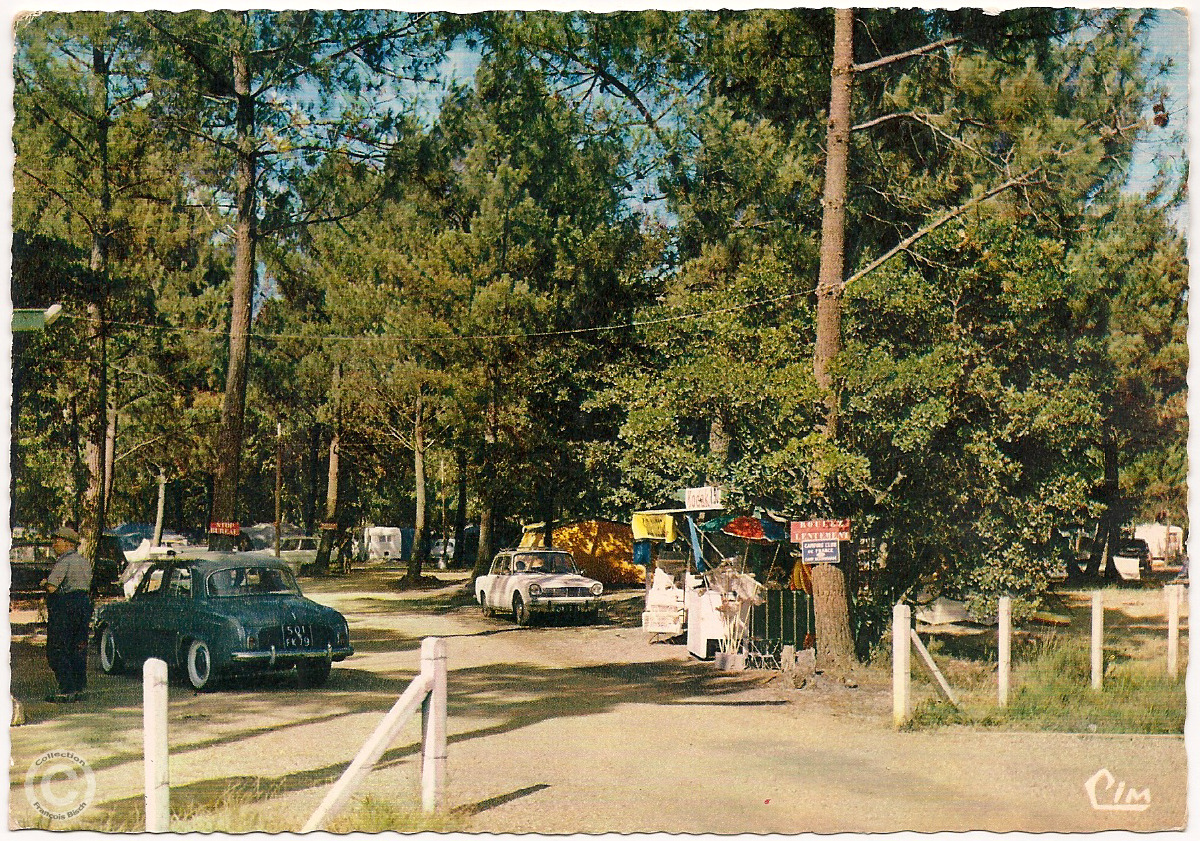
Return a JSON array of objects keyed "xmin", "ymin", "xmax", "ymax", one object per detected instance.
[
  {"xmin": 479, "ymin": 592, "xmax": 494, "ymax": 617},
  {"xmin": 513, "ymin": 593, "xmax": 532, "ymax": 627},
  {"xmin": 186, "ymin": 639, "xmax": 215, "ymax": 691},
  {"xmin": 98, "ymin": 626, "xmax": 123, "ymax": 674}
]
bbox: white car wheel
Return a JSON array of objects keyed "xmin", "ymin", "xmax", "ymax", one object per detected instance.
[
  {"xmin": 186, "ymin": 639, "xmax": 214, "ymax": 691},
  {"xmin": 99, "ymin": 626, "xmax": 123, "ymax": 674}
]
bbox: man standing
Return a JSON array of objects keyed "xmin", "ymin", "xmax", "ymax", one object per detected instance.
[{"xmin": 43, "ymin": 526, "xmax": 92, "ymax": 703}]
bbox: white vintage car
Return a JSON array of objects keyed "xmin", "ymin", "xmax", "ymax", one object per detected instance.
[{"xmin": 476, "ymin": 548, "xmax": 603, "ymax": 625}]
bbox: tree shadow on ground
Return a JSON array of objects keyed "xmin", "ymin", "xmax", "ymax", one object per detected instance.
[{"xmin": 81, "ymin": 655, "xmax": 770, "ymax": 824}]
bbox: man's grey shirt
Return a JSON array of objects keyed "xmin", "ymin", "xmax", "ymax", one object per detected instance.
[{"xmin": 48, "ymin": 549, "xmax": 92, "ymax": 593}]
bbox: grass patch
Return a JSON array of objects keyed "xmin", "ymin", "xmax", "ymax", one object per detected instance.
[
  {"xmin": 64, "ymin": 785, "xmax": 467, "ymax": 833},
  {"xmin": 908, "ymin": 636, "xmax": 1185, "ymax": 734},
  {"xmin": 326, "ymin": 796, "xmax": 467, "ymax": 833}
]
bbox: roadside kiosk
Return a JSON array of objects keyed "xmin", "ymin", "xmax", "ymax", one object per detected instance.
[{"xmin": 634, "ymin": 487, "xmax": 730, "ymax": 658}]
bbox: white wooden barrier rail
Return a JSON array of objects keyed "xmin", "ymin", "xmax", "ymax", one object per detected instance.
[
  {"xmin": 302, "ymin": 637, "xmax": 447, "ymax": 832},
  {"xmin": 909, "ymin": 628, "xmax": 960, "ymax": 708}
]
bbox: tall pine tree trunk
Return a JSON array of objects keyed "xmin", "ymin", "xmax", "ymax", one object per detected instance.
[
  {"xmin": 471, "ymin": 378, "xmax": 499, "ymax": 583},
  {"xmin": 810, "ymin": 8, "xmax": 857, "ymax": 676},
  {"xmin": 304, "ymin": 423, "xmax": 321, "ymax": 535},
  {"xmin": 315, "ymin": 363, "xmax": 342, "ymax": 575},
  {"xmin": 1087, "ymin": 423, "xmax": 1122, "ymax": 580},
  {"xmin": 708, "ymin": 415, "xmax": 730, "ymax": 481},
  {"xmin": 453, "ymin": 451, "xmax": 468, "ymax": 566},
  {"xmin": 104, "ymin": 399, "xmax": 117, "ymax": 510},
  {"xmin": 153, "ymin": 467, "xmax": 167, "ymax": 546},
  {"xmin": 82, "ymin": 44, "xmax": 113, "ymax": 559},
  {"xmin": 407, "ymin": 388, "xmax": 428, "ymax": 581},
  {"xmin": 209, "ymin": 34, "xmax": 256, "ymax": 550}
]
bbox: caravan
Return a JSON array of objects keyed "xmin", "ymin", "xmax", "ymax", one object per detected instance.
[
  {"xmin": 1134, "ymin": 523, "xmax": 1184, "ymax": 563},
  {"xmin": 359, "ymin": 526, "xmax": 406, "ymax": 561}
]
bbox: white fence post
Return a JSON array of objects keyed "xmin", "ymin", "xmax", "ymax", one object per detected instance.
[
  {"xmin": 1166, "ymin": 584, "xmax": 1181, "ymax": 679},
  {"xmin": 997, "ymin": 596, "xmax": 1011, "ymax": 707},
  {"xmin": 1091, "ymin": 591, "xmax": 1104, "ymax": 691},
  {"xmin": 143, "ymin": 658, "xmax": 170, "ymax": 833},
  {"xmin": 420, "ymin": 637, "xmax": 448, "ymax": 813},
  {"xmin": 892, "ymin": 603, "xmax": 911, "ymax": 727}
]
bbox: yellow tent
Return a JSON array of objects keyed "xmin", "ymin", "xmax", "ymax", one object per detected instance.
[{"xmin": 520, "ymin": 520, "xmax": 643, "ymax": 585}]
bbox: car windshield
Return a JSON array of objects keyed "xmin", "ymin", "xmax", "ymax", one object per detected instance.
[
  {"xmin": 207, "ymin": 566, "xmax": 301, "ymax": 597},
  {"xmin": 513, "ymin": 551, "xmax": 577, "ymax": 574}
]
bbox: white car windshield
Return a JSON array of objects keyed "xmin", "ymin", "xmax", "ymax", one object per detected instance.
[
  {"xmin": 513, "ymin": 551, "xmax": 577, "ymax": 574},
  {"xmin": 207, "ymin": 566, "xmax": 301, "ymax": 597}
]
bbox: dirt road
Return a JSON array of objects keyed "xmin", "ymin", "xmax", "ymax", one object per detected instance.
[{"xmin": 7, "ymin": 570, "xmax": 1188, "ymax": 832}]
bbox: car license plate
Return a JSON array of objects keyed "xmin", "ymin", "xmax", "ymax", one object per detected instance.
[{"xmin": 282, "ymin": 624, "xmax": 313, "ymax": 649}]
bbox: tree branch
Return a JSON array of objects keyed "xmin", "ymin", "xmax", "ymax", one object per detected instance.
[
  {"xmin": 853, "ymin": 36, "xmax": 961, "ymax": 73},
  {"xmin": 838, "ymin": 166, "xmax": 1042, "ymax": 292}
]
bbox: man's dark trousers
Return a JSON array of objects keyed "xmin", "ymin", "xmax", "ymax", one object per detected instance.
[{"xmin": 47, "ymin": 590, "xmax": 91, "ymax": 695}]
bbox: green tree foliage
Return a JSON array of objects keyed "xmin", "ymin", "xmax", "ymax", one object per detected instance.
[{"xmin": 10, "ymin": 10, "xmax": 1184, "ymax": 622}]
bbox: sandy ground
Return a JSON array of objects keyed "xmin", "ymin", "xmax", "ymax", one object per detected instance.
[{"xmin": 6, "ymin": 568, "xmax": 1189, "ymax": 832}]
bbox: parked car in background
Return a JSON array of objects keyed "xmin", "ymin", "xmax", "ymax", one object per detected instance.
[
  {"xmin": 1114, "ymin": 537, "xmax": 1152, "ymax": 577},
  {"xmin": 243, "ymin": 522, "xmax": 305, "ymax": 551},
  {"xmin": 111, "ymin": 523, "xmax": 191, "ymax": 553},
  {"xmin": 9, "ymin": 533, "xmax": 125, "ymax": 596},
  {"xmin": 94, "ymin": 553, "xmax": 353, "ymax": 690},
  {"xmin": 476, "ymin": 548, "xmax": 603, "ymax": 626},
  {"xmin": 431, "ymin": 537, "xmax": 455, "ymax": 568},
  {"xmin": 278, "ymin": 536, "xmax": 320, "ymax": 574}
]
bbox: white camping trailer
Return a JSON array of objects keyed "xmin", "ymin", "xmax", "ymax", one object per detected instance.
[{"xmin": 362, "ymin": 526, "xmax": 404, "ymax": 561}]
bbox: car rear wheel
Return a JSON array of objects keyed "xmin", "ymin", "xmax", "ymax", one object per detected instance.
[
  {"xmin": 98, "ymin": 626, "xmax": 123, "ymax": 675},
  {"xmin": 513, "ymin": 593, "xmax": 531, "ymax": 627},
  {"xmin": 186, "ymin": 639, "xmax": 215, "ymax": 691},
  {"xmin": 297, "ymin": 659, "xmax": 332, "ymax": 688}
]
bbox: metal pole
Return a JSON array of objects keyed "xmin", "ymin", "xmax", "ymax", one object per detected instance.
[
  {"xmin": 143, "ymin": 658, "xmax": 170, "ymax": 832},
  {"xmin": 893, "ymin": 602, "xmax": 911, "ymax": 727},
  {"xmin": 1091, "ymin": 591, "xmax": 1104, "ymax": 691},
  {"xmin": 420, "ymin": 637, "xmax": 448, "ymax": 812},
  {"xmin": 998, "ymin": 595, "xmax": 1011, "ymax": 707},
  {"xmin": 1166, "ymin": 584, "xmax": 1180, "ymax": 679}
]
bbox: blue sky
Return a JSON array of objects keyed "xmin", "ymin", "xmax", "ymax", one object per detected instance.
[{"xmin": 1126, "ymin": 8, "xmax": 1189, "ymax": 206}]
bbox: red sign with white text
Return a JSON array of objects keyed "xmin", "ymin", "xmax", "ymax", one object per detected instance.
[
  {"xmin": 790, "ymin": 518, "xmax": 851, "ymax": 543},
  {"xmin": 208, "ymin": 521, "xmax": 241, "ymax": 536}
]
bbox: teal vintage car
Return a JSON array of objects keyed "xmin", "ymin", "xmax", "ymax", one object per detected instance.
[{"xmin": 94, "ymin": 553, "xmax": 353, "ymax": 690}]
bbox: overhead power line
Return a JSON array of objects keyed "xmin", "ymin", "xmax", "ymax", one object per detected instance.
[{"xmin": 60, "ymin": 283, "xmax": 817, "ymax": 345}]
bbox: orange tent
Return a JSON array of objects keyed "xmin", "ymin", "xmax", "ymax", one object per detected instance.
[{"xmin": 520, "ymin": 520, "xmax": 643, "ymax": 586}]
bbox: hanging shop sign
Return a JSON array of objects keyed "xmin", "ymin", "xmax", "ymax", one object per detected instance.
[
  {"xmin": 791, "ymin": 518, "xmax": 851, "ymax": 564},
  {"xmin": 790, "ymin": 518, "xmax": 851, "ymax": 544},
  {"xmin": 632, "ymin": 512, "xmax": 678, "ymax": 542},
  {"xmin": 684, "ymin": 486, "xmax": 723, "ymax": 511}
]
